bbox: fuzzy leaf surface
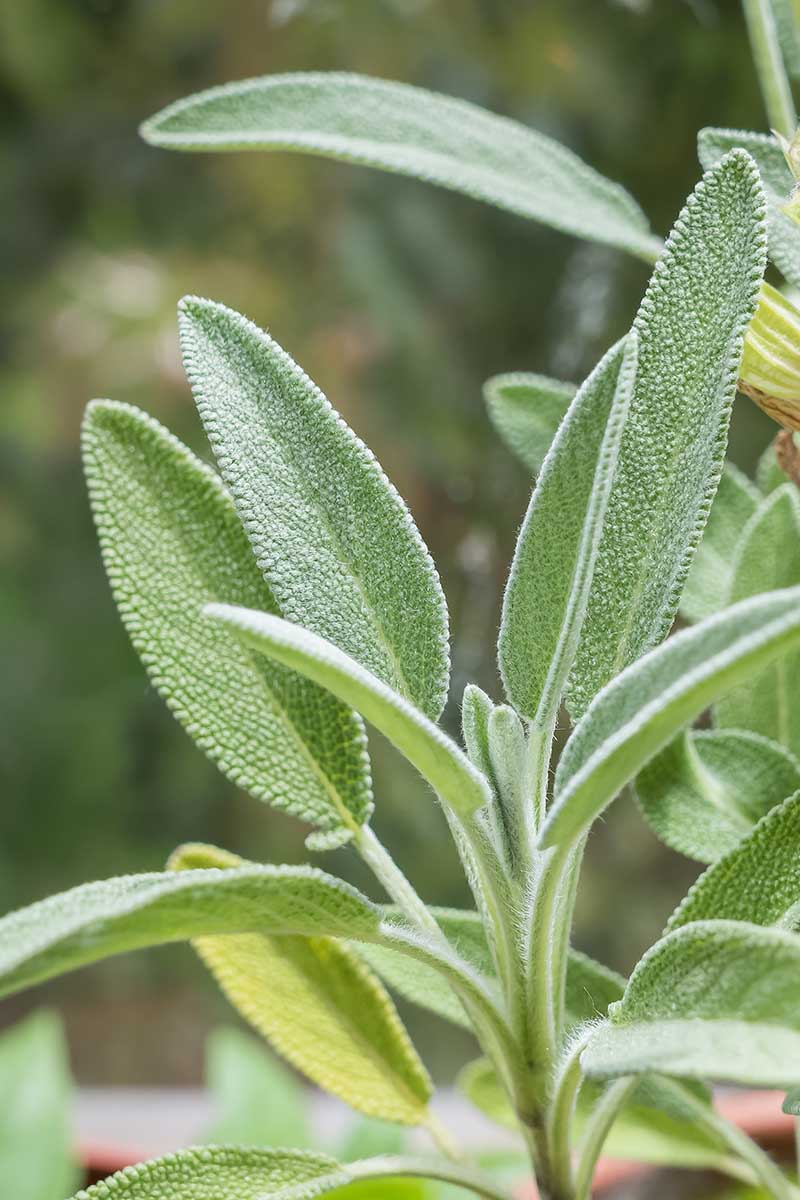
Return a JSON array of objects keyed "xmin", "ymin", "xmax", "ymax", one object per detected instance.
[
  {"xmin": 179, "ymin": 296, "xmax": 449, "ymax": 720},
  {"xmin": 568, "ymin": 151, "xmax": 767, "ymax": 717},
  {"xmin": 679, "ymin": 464, "xmax": 760, "ymax": 623},
  {"xmin": 0, "ymin": 1011, "xmax": 77, "ymax": 1200},
  {"xmin": 173, "ymin": 844, "xmax": 432, "ymax": 1125},
  {"xmin": 668, "ymin": 790, "xmax": 800, "ymax": 931},
  {"xmin": 205, "ymin": 605, "xmax": 491, "ymax": 816},
  {"xmin": 715, "ymin": 485, "xmax": 800, "ymax": 754},
  {"xmin": 773, "ymin": 0, "xmax": 800, "ymax": 77},
  {"xmin": 636, "ymin": 729, "xmax": 800, "ymax": 863},
  {"xmin": 205, "ymin": 1027, "xmax": 310, "ymax": 1147},
  {"xmin": 483, "ymin": 372, "xmax": 574, "ymax": 475},
  {"xmin": 142, "ymin": 73, "xmax": 659, "ymax": 261},
  {"xmin": 82, "ymin": 400, "xmax": 371, "ymax": 843},
  {"xmin": 500, "ymin": 336, "xmax": 636, "ymax": 722},
  {"xmin": 543, "ymin": 586, "xmax": 800, "ymax": 850},
  {"xmin": 0, "ymin": 866, "xmax": 383, "ymax": 999},
  {"xmin": 698, "ymin": 127, "xmax": 800, "ymax": 288},
  {"xmin": 583, "ymin": 920, "xmax": 800, "ymax": 1087}
]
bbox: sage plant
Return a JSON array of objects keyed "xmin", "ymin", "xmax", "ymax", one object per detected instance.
[{"xmin": 7, "ymin": 5, "xmax": 800, "ymax": 1200}]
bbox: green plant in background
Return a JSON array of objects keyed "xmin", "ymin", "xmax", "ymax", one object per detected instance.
[
  {"xmin": 8, "ymin": 3, "xmax": 800, "ymax": 1200},
  {"xmin": 0, "ymin": 1013, "xmax": 77, "ymax": 1200}
]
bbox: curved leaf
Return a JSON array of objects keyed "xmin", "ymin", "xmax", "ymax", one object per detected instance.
[
  {"xmin": 82, "ymin": 400, "xmax": 372, "ymax": 844},
  {"xmin": 142, "ymin": 73, "xmax": 660, "ymax": 261},
  {"xmin": 583, "ymin": 920, "xmax": 800, "ymax": 1088},
  {"xmin": 568, "ymin": 150, "xmax": 767, "ymax": 717},
  {"xmin": 204, "ymin": 605, "xmax": 491, "ymax": 816},
  {"xmin": 668, "ymin": 789, "xmax": 800, "ymax": 931},
  {"xmin": 698, "ymin": 127, "xmax": 800, "ymax": 289},
  {"xmin": 543, "ymin": 586, "xmax": 800, "ymax": 851},
  {"xmin": 483, "ymin": 372, "xmax": 574, "ymax": 475},
  {"xmin": 0, "ymin": 865, "xmax": 382, "ymax": 999},
  {"xmin": 499, "ymin": 335, "xmax": 636, "ymax": 722},
  {"xmin": 716, "ymin": 485, "xmax": 800, "ymax": 754},
  {"xmin": 179, "ymin": 296, "xmax": 449, "ymax": 720},
  {"xmin": 636, "ymin": 729, "xmax": 800, "ymax": 864}
]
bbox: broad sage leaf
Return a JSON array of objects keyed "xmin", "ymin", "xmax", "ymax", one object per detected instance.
[
  {"xmin": 715, "ymin": 484, "xmax": 800, "ymax": 754},
  {"xmin": 583, "ymin": 920, "xmax": 800, "ymax": 1087},
  {"xmin": 668, "ymin": 789, "xmax": 800, "ymax": 931},
  {"xmin": 179, "ymin": 296, "xmax": 449, "ymax": 720},
  {"xmin": 568, "ymin": 150, "xmax": 767, "ymax": 718},
  {"xmin": 636, "ymin": 729, "xmax": 800, "ymax": 863},
  {"xmin": 542, "ymin": 586, "xmax": 800, "ymax": 851},
  {"xmin": 171, "ymin": 844, "xmax": 433, "ymax": 1125},
  {"xmin": 205, "ymin": 604, "xmax": 492, "ymax": 816},
  {"xmin": 142, "ymin": 73, "xmax": 661, "ymax": 262},
  {"xmin": 82, "ymin": 400, "xmax": 371, "ymax": 846},
  {"xmin": 483, "ymin": 372, "xmax": 575, "ymax": 475},
  {"xmin": 500, "ymin": 335, "xmax": 636, "ymax": 723},
  {"xmin": 0, "ymin": 1012, "xmax": 77, "ymax": 1200},
  {"xmin": 0, "ymin": 865, "xmax": 383, "ymax": 999},
  {"xmin": 698, "ymin": 127, "xmax": 800, "ymax": 288},
  {"xmin": 678, "ymin": 463, "xmax": 760, "ymax": 623}
]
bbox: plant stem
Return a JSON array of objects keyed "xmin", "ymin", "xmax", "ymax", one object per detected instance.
[
  {"xmin": 354, "ymin": 823, "xmax": 443, "ymax": 940},
  {"xmin": 426, "ymin": 1110, "xmax": 463, "ymax": 1161},
  {"xmin": 573, "ymin": 1077, "xmax": 638, "ymax": 1200},
  {"xmin": 546, "ymin": 1032, "xmax": 592, "ymax": 1199},
  {"xmin": 743, "ymin": 0, "xmax": 797, "ymax": 138},
  {"xmin": 346, "ymin": 1155, "xmax": 515, "ymax": 1200}
]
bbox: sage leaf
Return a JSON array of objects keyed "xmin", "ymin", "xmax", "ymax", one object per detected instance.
[
  {"xmin": 204, "ymin": 604, "xmax": 491, "ymax": 816},
  {"xmin": 715, "ymin": 485, "xmax": 800, "ymax": 754},
  {"xmin": 568, "ymin": 150, "xmax": 767, "ymax": 718},
  {"xmin": 172, "ymin": 844, "xmax": 433, "ymax": 1126},
  {"xmin": 679, "ymin": 463, "xmax": 761, "ymax": 624},
  {"xmin": 636, "ymin": 729, "xmax": 800, "ymax": 863},
  {"xmin": 483, "ymin": 372, "xmax": 575, "ymax": 475},
  {"xmin": 500, "ymin": 335, "xmax": 636, "ymax": 722},
  {"xmin": 667, "ymin": 789, "xmax": 800, "ymax": 930},
  {"xmin": 583, "ymin": 920, "xmax": 800, "ymax": 1087},
  {"xmin": 179, "ymin": 296, "xmax": 449, "ymax": 720},
  {"xmin": 205, "ymin": 1027, "xmax": 310, "ymax": 1147},
  {"xmin": 82, "ymin": 400, "xmax": 372, "ymax": 845},
  {"xmin": 0, "ymin": 1012, "xmax": 77, "ymax": 1200},
  {"xmin": 699, "ymin": 127, "xmax": 800, "ymax": 289},
  {"xmin": 142, "ymin": 73, "xmax": 660, "ymax": 262},
  {"xmin": 542, "ymin": 586, "xmax": 800, "ymax": 851},
  {"xmin": 0, "ymin": 865, "xmax": 383, "ymax": 999},
  {"xmin": 69, "ymin": 1147, "xmax": 342, "ymax": 1200},
  {"xmin": 461, "ymin": 683, "xmax": 495, "ymax": 781}
]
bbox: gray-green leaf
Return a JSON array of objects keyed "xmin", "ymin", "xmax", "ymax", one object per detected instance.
[
  {"xmin": 204, "ymin": 604, "xmax": 491, "ymax": 816},
  {"xmin": 0, "ymin": 865, "xmax": 382, "ymax": 999},
  {"xmin": 543, "ymin": 585, "xmax": 800, "ymax": 852},
  {"xmin": 82, "ymin": 400, "xmax": 372, "ymax": 844},
  {"xmin": 583, "ymin": 920, "xmax": 800, "ymax": 1087},
  {"xmin": 568, "ymin": 150, "xmax": 767, "ymax": 718},
  {"xmin": 698, "ymin": 127, "xmax": 800, "ymax": 289},
  {"xmin": 483, "ymin": 372, "xmax": 575, "ymax": 475},
  {"xmin": 635, "ymin": 729, "xmax": 800, "ymax": 863},
  {"xmin": 715, "ymin": 484, "xmax": 800, "ymax": 754},
  {"xmin": 678, "ymin": 463, "xmax": 761, "ymax": 624},
  {"xmin": 500, "ymin": 335, "xmax": 636, "ymax": 723},
  {"xmin": 667, "ymin": 789, "xmax": 800, "ymax": 931},
  {"xmin": 142, "ymin": 73, "xmax": 660, "ymax": 262},
  {"xmin": 179, "ymin": 295, "xmax": 449, "ymax": 720}
]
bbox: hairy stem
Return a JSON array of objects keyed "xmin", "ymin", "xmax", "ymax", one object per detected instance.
[
  {"xmin": 355, "ymin": 823, "xmax": 443, "ymax": 940},
  {"xmin": 546, "ymin": 1032, "xmax": 592, "ymax": 1199},
  {"xmin": 743, "ymin": 0, "xmax": 797, "ymax": 137},
  {"xmin": 346, "ymin": 1155, "xmax": 515, "ymax": 1200}
]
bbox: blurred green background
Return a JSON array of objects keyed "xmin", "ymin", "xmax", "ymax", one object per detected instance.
[{"xmin": 0, "ymin": 0, "xmax": 779, "ymax": 1085}]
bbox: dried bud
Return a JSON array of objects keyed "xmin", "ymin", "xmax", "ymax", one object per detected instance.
[{"xmin": 740, "ymin": 282, "xmax": 800, "ymax": 431}]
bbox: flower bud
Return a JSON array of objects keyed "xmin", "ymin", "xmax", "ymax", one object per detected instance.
[{"xmin": 740, "ymin": 282, "xmax": 800, "ymax": 431}]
